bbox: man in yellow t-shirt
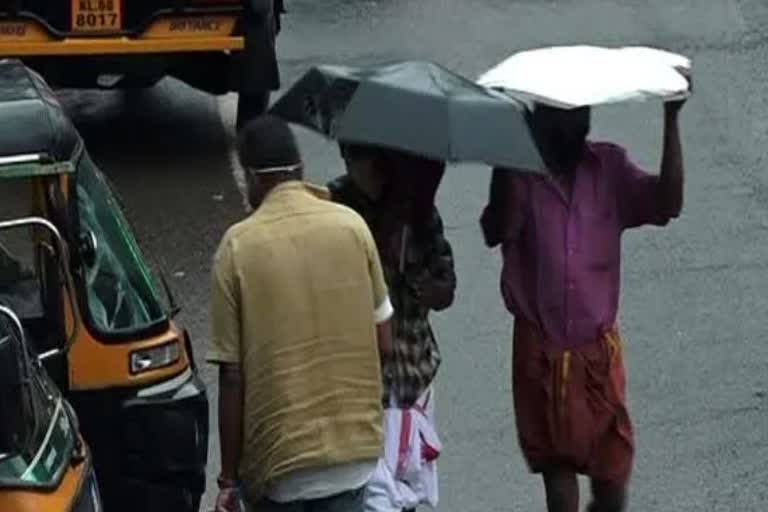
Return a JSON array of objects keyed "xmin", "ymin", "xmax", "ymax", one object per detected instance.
[{"xmin": 208, "ymin": 115, "xmax": 393, "ymax": 512}]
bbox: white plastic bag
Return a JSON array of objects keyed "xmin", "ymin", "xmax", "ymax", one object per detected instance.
[
  {"xmin": 477, "ymin": 45, "xmax": 691, "ymax": 109},
  {"xmin": 365, "ymin": 389, "xmax": 441, "ymax": 512}
]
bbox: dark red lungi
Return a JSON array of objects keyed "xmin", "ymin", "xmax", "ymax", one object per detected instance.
[{"xmin": 512, "ymin": 319, "xmax": 634, "ymax": 484}]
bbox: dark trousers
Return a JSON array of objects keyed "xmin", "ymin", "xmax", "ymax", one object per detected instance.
[{"xmin": 248, "ymin": 487, "xmax": 365, "ymax": 512}]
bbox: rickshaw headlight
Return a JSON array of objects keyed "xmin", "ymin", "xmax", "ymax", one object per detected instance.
[{"xmin": 129, "ymin": 341, "xmax": 180, "ymax": 374}]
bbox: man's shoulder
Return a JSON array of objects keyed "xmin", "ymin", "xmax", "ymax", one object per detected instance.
[
  {"xmin": 279, "ymin": 184, "xmax": 371, "ymax": 235},
  {"xmin": 587, "ymin": 141, "xmax": 631, "ymax": 161},
  {"xmin": 222, "ymin": 186, "xmax": 371, "ymax": 248},
  {"xmin": 585, "ymin": 141, "xmax": 648, "ymax": 181},
  {"xmin": 302, "ymin": 182, "xmax": 332, "ymax": 201},
  {"xmin": 306, "ymin": 199, "xmax": 375, "ymax": 251},
  {"xmin": 318, "ymin": 199, "xmax": 371, "ymax": 232},
  {"xmin": 217, "ymin": 216, "xmax": 257, "ymax": 252}
]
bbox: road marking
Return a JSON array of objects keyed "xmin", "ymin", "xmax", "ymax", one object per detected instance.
[{"xmin": 216, "ymin": 93, "xmax": 250, "ymax": 211}]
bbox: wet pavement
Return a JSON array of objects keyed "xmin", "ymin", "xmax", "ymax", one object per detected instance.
[{"xmin": 57, "ymin": 0, "xmax": 768, "ymax": 510}]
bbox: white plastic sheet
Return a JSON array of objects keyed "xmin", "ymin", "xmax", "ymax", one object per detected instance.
[{"xmin": 477, "ymin": 45, "xmax": 692, "ymax": 109}]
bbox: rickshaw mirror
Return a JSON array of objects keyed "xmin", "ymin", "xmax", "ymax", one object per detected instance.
[
  {"xmin": 159, "ymin": 272, "xmax": 182, "ymax": 319},
  {"xmin": 78, "ymin": 229, "xmax": 98, "ymax": 268}
]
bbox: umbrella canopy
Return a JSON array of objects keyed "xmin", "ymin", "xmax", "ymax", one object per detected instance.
[
  {"xmin": 477, "ymin": 45, "xmax": 692, "ymax": 109},
  {"xmin": 269, "ymin": 60, "xmax": 545, "ymax": 172}
]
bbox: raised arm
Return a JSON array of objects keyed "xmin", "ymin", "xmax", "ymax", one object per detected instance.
[{"xmin": 659, "ymin": 98, "xmax": 687, "ymax": 219}]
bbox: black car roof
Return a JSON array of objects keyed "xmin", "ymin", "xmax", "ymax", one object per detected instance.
[{"xmin": 0, "ymin": 59, "xmax": 81, "ymax": 163}]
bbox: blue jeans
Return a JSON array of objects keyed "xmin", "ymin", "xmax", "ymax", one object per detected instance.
[{"xmin": 247, "ymin": 487, "xmax": 366, "ymax": 512}]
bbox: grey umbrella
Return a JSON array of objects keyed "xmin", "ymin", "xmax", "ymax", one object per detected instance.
[{"xmin": 269, "ymin": 60, "xmax": 545, "ymax": 172}]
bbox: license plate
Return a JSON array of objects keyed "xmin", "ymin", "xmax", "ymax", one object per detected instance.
[{"xmin": 71, "ymin": 0, "xmax": 122, "ymax": 33}]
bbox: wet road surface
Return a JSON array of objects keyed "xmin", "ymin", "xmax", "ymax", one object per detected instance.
[{"xmin": 58, "ymin": 0, "xmax": 768, "ymax": 510}]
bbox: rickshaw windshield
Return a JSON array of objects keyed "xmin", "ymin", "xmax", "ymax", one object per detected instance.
[
  {"xmin": 75, "ymin": 152, "xmax": 168, "ymax": 335},
  {"xmin": 0, "ymin": 314, "xmax": 72, "ymax": 488}
]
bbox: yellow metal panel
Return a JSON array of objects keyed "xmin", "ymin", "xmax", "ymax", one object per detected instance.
[
  {"xmin": 0, "ymin": 36, "xmax": 244, "ymax": 56},
  {"xmin": 143, "ymin": 15, "xmax": 238, "ymax": 39},
  {"xmin": 0, "ymin": 16, "xmax": 243, "ymax": 56},
  {"xmin": 0, "ymin": 445, "xmax": 86, "ymax": 512},
  {"xmin": 0, "ymin": 21, "xmax": 50, "ymax": 42},
  {"xmin": 64, "ymin": 292, "xmax": 191, "ymax": 391}
]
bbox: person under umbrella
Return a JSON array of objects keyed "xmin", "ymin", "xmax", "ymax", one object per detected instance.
[
  {"xmin": 328, "ymin": 143, "xmax": 456, "ymax": 512},
  {"xmin": 479, "ymin": 90, "xmax": 689, "ymax": 512}
]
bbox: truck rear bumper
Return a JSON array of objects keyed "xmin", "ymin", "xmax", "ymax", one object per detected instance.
[
  {"xmin": 0, "ymin": 35, "xmax": 243, "ymax": 56},
  {"xmin": 0, "ymin": 13, "xmax": 243, "ymax": 56},
  {"xmin": 0, "ymin": 8, "xmax": 278, "ymax": 94},
  {"xmin": 22, "ymin": 50, "xmax": 242, "ymax": 92}
]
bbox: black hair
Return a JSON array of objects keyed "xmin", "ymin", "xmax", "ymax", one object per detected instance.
[{"xmin": 237, "ymin": 115, "xmax": 301, "ymax": 170}]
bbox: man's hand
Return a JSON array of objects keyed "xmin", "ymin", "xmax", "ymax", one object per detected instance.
[
  {"xmin": 414, "ymin": 276, "xmax": 455, "ymax": 311},
  {"xmin": 665, "ymin": 69, "xmax": 692, "ymax": 117},
  {"xmin": 215, "ymin": 485, "xmax": 243, "ymax": 512}
]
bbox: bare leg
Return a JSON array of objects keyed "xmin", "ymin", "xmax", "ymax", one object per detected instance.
[
  {"xmin": 586, "ymin": 479, "xmax": 627, "ymax": 512},
  {"xmin": 542, "ymin": 470, "xmax": 579, "ymax": 512}
]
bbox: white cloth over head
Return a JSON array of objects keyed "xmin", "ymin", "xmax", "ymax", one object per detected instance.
[{"xmin": 477, "ymin": 45, "xmax": 692, "ymax": 109}]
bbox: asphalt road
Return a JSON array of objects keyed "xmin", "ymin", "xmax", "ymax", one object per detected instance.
[{"xmin": 59, "ymin": 1, "xmax": 768, "ymax": 510}]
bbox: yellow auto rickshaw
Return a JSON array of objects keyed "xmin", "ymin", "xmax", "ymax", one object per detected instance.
[
  {"xmin": 0, "ymin": 59, "xmax": 208, "ymax": 512},
  {"xmin": 0, "ymin": 297, "xmax": 103, "ymax": 511}
]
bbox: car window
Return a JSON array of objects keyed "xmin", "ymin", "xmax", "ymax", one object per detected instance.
[{"xmin": 75, "ymin": 152, "xmax": 167, "ymax": 335}]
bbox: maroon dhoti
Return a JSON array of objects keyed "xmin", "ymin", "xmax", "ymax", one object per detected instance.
[{"xmin": 512, "ymin": 319, "xmax": 634, "ymax": 484}]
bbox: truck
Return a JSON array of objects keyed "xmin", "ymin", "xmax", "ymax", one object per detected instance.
[{"xmin": 0, "ymin": 0, "xmax": 284, "ymax": 127}]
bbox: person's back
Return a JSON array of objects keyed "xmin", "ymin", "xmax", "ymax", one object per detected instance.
[
  {"xmin": 208, "ymin": 117, "xmax": 392, "ymax": 512},
  {"xmin": 233, "ymin": 185, "xmax": 384, "ymax": 492}
]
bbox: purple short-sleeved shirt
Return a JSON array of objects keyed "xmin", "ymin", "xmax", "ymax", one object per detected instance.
[{"xmin": 482, "ymin": 141, "xmax": 671, "ymax": 347}]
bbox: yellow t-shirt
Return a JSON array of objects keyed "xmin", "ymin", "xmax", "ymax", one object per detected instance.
[{"xmin": 207, "ymin": 181, "xmax": 388, "ymax": 503}]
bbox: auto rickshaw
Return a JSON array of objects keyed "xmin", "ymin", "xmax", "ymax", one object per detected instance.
[
  {"xmin": 0, "ymin": 59, "xmax": 208, "ymax": 511},
  {"xmin": 0, "ymin": 299, "xmax": 103, "ymax": 512}
]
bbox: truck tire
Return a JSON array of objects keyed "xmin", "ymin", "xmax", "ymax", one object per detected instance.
[
  {"xmin": 236, "ymin": 90, "xmax": 270, "ymax": 130},
  {"xmin": 235, "ymin": 1, "xmax": 279, "ymax": 131}
]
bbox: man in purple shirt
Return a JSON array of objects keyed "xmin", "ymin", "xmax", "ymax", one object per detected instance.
[{"xmin": 480, "ymin": 93, "xmax": 687, "ymax": 512}]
